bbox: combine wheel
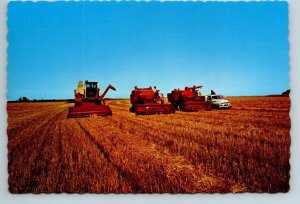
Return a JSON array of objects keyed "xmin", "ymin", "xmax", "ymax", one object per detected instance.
[
  {"xmin": 129, "ymin": 106, "xmax": 135, "ymax": 113},
  {"xmin": 177, "ymin": 103, "xmax": 180, "ymax": 111},
  {"xmin": 177, "ymin": 103, "xmax": 183, "ymax": 111},
  {"xmin": 170, "ymin": 107, "xmax": 175, "ymax": 114},
  {"xmin": 206, "ymin": 103, "xmax": 213, "ymax": 111}
]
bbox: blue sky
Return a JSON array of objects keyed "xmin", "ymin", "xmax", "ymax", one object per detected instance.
[{"xmin": 7, "ymin": 1, "xmax": 289, "ymax": 100}]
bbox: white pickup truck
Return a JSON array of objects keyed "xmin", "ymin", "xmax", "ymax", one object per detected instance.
[{"xmin": 207, "ymin": 94, "xmax": 232, "ymax": 109}]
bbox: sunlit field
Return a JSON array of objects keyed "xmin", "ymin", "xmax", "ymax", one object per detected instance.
[{"xmin": 7, "ymin": 96, "xmax": 290, "ymax": 193}]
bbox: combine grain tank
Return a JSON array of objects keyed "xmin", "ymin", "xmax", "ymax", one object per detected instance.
[
  {"xmin": 67, "ymin": 80, "xmax": 116, "ymax": 118},
  {"xmin": 167, "ymin": 85, "xmax": 212, "ymax": 111},
  {"xmin": 129, "ymin": 86, "xmax": 175, "ymax": 115}
]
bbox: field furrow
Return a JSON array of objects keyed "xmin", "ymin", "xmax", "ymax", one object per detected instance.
[
  {"xmin": 7, "ymin": 97, "xmax": 290, "ymax": 193},
  {"xmin": 8, "ymin": 108, "xmax": 67, "ymax": 193},
  {"xmin": 76, "ymin": 116, "xmax": 241, "ymax": 193},
  {"xmin": 108, "ymin": 99, "xmax": 290, "ymax": 192},
  {"xmin": 75, "ymin": 120, "xmax": 142, "ymax": 192}
]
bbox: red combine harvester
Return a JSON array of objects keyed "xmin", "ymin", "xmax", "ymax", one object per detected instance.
[
  {"xmin": 67, "ymin": 80, "xmax": 116, "ymax": 118},
  {"xmin": 129, "ymin": 86, "xmax": 175, "ymax": 115},
  {"xmin": 167, "ymin": 85, "xmax": 212, "ymax": 111}
]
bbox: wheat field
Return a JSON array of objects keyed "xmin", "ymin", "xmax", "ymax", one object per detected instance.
[{"xmin": 7, "ymin": 96, "xmax": 290, "ymax": 193}]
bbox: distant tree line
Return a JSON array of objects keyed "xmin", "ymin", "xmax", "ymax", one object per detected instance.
[
  {"xmin": 18, "ymin": 96, "xmax": 30, "ymax": 102},
  {"xmin": 282, "ymin": 89, "xmax": 290, "ymax": 96},
  {"xmin": 13, "ymin": 96, "xmax": 67, "ymax": 103}
]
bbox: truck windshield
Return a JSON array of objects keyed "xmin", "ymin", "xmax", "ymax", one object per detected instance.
[{"xmin": 212, "ymin": 95, "xmax": 224, "ymax": 99}]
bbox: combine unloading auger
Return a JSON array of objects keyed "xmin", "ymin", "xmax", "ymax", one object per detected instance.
[{"xmin": 67, "ymin": 80, "xmax": 116, "ymax": 118}]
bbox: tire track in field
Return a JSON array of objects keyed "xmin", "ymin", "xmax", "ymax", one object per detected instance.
[
  {"xmin": 8, "ymin": 108, "xmax": 68, "ymax": 166},
  {"xmin": 109, "ymin": 101, "xmax": 289, "ymax": 131},
  {"xmin": 148, "ymin": 112, "xmax": 290, "ymax": 147},
  {"xmin": 25, "ymin": 110, "xmax": 66, "ymax": 193},
  {"xmin": 55, "ymin": 118, "xmax": 63, "ymax": 192},
  {"xmin": 77, "ymin": 118, "xmax": 186, "ymax": 192},
  {"xmin": 107, "ymin": 109, "xmax": 229, "ymax": 167},
  {"xmin": 8, "ymin": 106, "xmax": 69, "ymax": 150},
  {"xmin": 7, "ymin": 103, "xmax": 69, "ymax": 136},
  {"xmin": 8, "ymin": 103, "xmax": 67, "ymax": 119},
  {"xmin": 84, "ymin": 116, "xmax": 243, "ymax": 193},
  {"xmin": 112, "ymin": 110, "xmax": 285, "ymax": 149},
  {"xmin": 59, "ymin": 119, "xmax": 132, "ymax": 193},
  {"xmin": 75, "ymin": 120, "xmax": 144, "ymax": 192},
  {"xmin": 109, "ymin": 101, "xmax": 288, "ymax": 192},
  {"xmin": 103, "ymin": 113, "xmax": 247, "ymax": 192},
  {"xmin": 8, "ymin": 107, "xmax": 66, "ymax": 166},
  {"xmin": 109, "ymin": 112, "xmax": 218, "ymax": 148},
  {"xmin": 110, "ymin": 102, "xmax": 283, "ymax": 145},
  {"xmin": 66, "ymin": 132, "xmax": 126, "ymax": 192},
  {"xmin": 8, "ymin": 109, "xmax": 66, "ymax": 193},
  {"xmin": 176, "ymin": 110, "xmax": 289, "ymax": 130},
  {"xmin": 109, "ymin": 112, "xmax": 254, "ymax": 170}
]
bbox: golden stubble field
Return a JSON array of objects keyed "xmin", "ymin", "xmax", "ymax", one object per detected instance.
[{"xmin": 7, "ymin": 96, "xmax": 290, "ymax": 193}]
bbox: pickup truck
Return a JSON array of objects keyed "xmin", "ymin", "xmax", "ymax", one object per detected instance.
[{"xmin": 207, "ymin": 95, "xmax": 232, "ymax": 109}]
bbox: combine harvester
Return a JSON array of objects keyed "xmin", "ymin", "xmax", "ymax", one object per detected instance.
[
  {"xmin": 67, "ymin": 80, "xmax": 116, "ymax": 118},
  {"xmin": 129, "ymin": 86, "xmax": 175, "ymax": 115},
  {"xmin": 167, "ymin": 85, "xmax": 212, "ymax": 111}
]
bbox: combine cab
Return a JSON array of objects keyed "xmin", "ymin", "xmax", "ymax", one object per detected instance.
[
  {"xmin": 167, "ymin": 85, "xmax": 212, "ymax": 111},
  {"xmin": 67, "ymin": 80, "xmax": 116, "ymax": 118},
  {"xmin": 129, "ymin": 86, "xmax": 175, "ymax": 115}
]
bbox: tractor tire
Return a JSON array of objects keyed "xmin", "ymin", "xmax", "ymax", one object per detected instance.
[
  {"xmin": 177, "ymin": 103, "xmax": 181, "ymax": 111},
  {"xmin": 206, "ymin": 103, "xmax": 213, "ymax": 111},
  {"xmin": 129, "ymin": 106, "xmax": 135, "ymax": 113},
  {"xmin": 177, "ymin": 103, "xmax": 184, "ymax": 111}
]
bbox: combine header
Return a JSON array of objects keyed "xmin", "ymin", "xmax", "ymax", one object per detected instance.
[
  {"xmin": 167, "ymin": 85, "xmax": 212, "ymax": 111},
  {"xmin": 67, "ymin": 80, "xmax": 116, "ymax": 118},
  {"xmin": 129, "ymin": 86, "xmax": 175, "ymax": 115}
]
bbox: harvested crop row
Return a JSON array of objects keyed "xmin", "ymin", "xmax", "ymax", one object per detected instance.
[
  {"xmin": 108, "ymin": 99, "xmax": 290, "ymax": 192},
  {"xmin": 7, "ymin": 96, "xmax": 290, "ymax": 193},
  {"xmin": 76, "ymin": 116, "xmax": 243, "ymax": 193},
  {"xmin": 54, "ymin": 116, "xmax": 133, "ymax": 193},
  {"xmin": 8, "ymin": 108, "xmax": 67, "ymax": 193}
]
